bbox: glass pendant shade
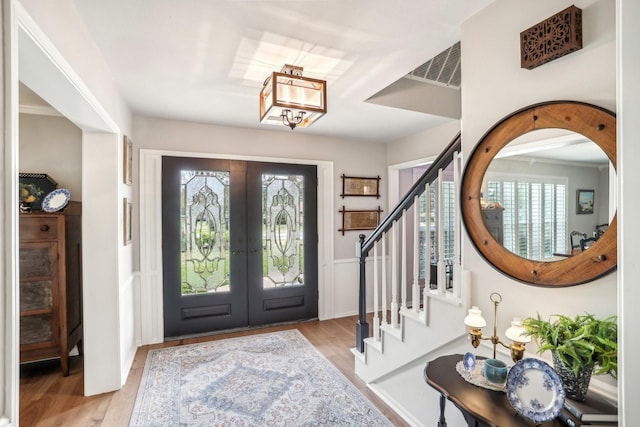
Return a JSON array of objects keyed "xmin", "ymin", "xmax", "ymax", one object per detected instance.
[
  {"xmin": 464, "ymin": 306, "xmax": 487, "ymax": 328},
  {"xmin": 260, "ymin": 65, "xmax": 327, "ymax": 129},
  {"xmin": 505, "ymin": 318, "xmax": 531, "ymax": 343}
]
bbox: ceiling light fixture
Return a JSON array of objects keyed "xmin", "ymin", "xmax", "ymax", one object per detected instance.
[{"xmin": 259, "ymin": 64, "xmax": 326, "ymax": 130}]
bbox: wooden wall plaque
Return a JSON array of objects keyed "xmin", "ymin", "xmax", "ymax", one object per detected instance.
[
  {"xmin": 338, "ymin": 206, "xmax": 382, "ymax": 235},
  {"xmin": 520, "ymin": 5, "xmax": 582, "ymax": 70},
  {"xmin": 340, "ymin": 174, "xmax": 381, "ymax": 198}
]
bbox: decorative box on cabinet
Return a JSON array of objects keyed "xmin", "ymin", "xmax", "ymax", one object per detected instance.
[
  {"xmin": 482, "ymin": 207, "xmax": 504, "ymax": 245},
  {"xmin": 19, "ymin": 201, "xmax": 82, "ymax": 376}
]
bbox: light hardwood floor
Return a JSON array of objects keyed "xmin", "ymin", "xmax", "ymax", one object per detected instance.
[{"xmin": 19, "ymin": 315, "xmax": 409, "ymax": 426}]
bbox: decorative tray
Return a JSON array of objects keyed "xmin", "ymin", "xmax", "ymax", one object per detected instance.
[
  {"xmin": 456, "ymin": 359, "xmax": 506, "ymax": 392},
  {"xmin": 19, "ymin": 173, "xmax": 58, "ymax": 211}
]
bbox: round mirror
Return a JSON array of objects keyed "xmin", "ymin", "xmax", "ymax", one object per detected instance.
[
  {"xmin": 483, "ymin": 129, "xmax": 614, "ymax": 261},
  {"xmin": 461, "ymin": 101, "xmax": 616, "ymax": 286}
]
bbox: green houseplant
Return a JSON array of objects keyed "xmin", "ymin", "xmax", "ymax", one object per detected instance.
[{"xmin": 523, "ymin": 313, "xmax": 617, "ymax": 401}]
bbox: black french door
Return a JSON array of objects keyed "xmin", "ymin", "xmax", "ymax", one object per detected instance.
[{"xmin": 162, "ymin": 157, "xmax": 318, "ymax": 338}]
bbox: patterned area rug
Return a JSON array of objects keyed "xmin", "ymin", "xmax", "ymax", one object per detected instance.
[{"xmin": 129, "ymin": 329, "xmax": 393, "ymax": 426}]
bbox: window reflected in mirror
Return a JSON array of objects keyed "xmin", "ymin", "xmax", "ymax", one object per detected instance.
[{"xmin": 481, "ymin": 129, "xmax": 615, "ymax": 262}]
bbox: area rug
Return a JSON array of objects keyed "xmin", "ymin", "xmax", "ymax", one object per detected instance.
[{"xmin": 129, "ymin": 329, "xmax": 393, "ymax": 426}]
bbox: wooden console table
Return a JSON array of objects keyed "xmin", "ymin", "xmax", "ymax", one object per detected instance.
[{"xmin": 424, "ymin": 354, "xmax": 565, "ymax": 427}]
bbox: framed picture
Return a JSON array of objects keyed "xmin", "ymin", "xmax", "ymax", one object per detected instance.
[
  {"xmin": 338, "ymin": 206, "xmax": 383, "ymax": 235},
  {"xmin": 340, "ymin": 174, "xmax": 381, "ymax": 198},
  {"xmin": 576, "ymin": 189, "xmax": 594, "ymax": 215},
  {"xmin": 124, "ymin": 197, "xmax": 133, "ymax": 245},
  {"xmin": 123, "ymin": 135, "xmax": 133, "ymax": 185}
]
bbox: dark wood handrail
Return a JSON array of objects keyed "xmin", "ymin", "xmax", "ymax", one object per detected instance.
[
  {"xmin": 360, "ymin": 132, "xmax": 462, "ymax": 257},
  {"xmin": 355, "ymin": 132, "xmax": 461, "ymax": 352}
]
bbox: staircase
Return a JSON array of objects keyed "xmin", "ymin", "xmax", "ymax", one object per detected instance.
[{"xmin": 352, "ymin": 133, "xmax": 474, "ymax": 426}]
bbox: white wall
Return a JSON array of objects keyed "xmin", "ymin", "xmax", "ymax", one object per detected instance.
[
  {"xmin": 133, "ymin": 116, "xmax": 389, "ymax": 326},
  {"xmin": 133, "ymin": 116, "xmax": 388, "ymax": 261},
  {"xmin": 19, "ymin": 113, "xmax": 82, "ymax": 200},
  {"xmin": 386, "ymin": 120, "xmax": 460, "ymax": 167},
  {"xmin": 461, "ymin": 0, "xmax": 617, "ymax": 387}
]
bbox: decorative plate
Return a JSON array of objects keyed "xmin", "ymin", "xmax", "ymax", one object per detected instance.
[
  {"xmin": 42, "ymin": 188, "xmax": 71, "ymax": 212},
  {"xmin": 463, "ymin": 352, "xmax": 476, "ymax": 373},
  {"xmin": 506, "ymin": 358, "xmax": 565, "ymax": 423}
]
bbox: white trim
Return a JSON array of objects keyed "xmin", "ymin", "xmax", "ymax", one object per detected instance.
[
  {"xmin": 617, "ymin": 0, "xmax": 640, "ymax": 423},
  {"xmin": 2, "ymin": 0, "xmax": 19, "ymax": 422},
  {"xmin": 119, "ymin": 272, "xmax": 138, "ymax": 385},
  {"xmin": 139, "ymin": 151, "xmax": 164, "ymax": 345},
  {"xmin": 18, "ymin": 104, "xmax": 61, "ymax": 117},
  {"xmin": 15, "ymin": 2, "xmax": 118, "ymax": 133},
  {"xmin": 138, "ymin": 149, "xmax": 334, "ymax": 345}
]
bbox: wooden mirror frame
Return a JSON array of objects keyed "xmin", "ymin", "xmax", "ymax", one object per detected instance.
[{"xmin": 461, "ymin": 101, "xmax": 616, "ymax": 287}]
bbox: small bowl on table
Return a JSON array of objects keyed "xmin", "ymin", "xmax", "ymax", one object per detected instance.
[{"xmin": 483, "ymin": 358, "xmax": 508, "ymax": 384}]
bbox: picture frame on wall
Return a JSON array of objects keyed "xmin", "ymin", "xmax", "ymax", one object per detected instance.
[
  {"xmin": 576, "ymin": 189, "xmax": 594, "ymax": 215},
  {"xmin": 123, "ymin": 135, "xmax": 133, "ymax": 185},
  {"xmin": 124, "ymin": 197, "xmax": 133, "ymax": 245},
  {"xmin": 338, "ymin": 206, "xmax": 383, "ymax": 235},
  {"xmin": 340, "ymin": 174, "xmax": 381, "ymax": 198}
]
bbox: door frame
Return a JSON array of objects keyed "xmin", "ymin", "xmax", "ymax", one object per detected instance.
[{"xmin": 139, "ymin": 149, "xmax": 334, "ymax": 345}]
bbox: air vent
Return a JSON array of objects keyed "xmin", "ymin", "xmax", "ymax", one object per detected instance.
[{"xmin": 405, "ymin": 41, "xmax": 461, "ymax": 89}]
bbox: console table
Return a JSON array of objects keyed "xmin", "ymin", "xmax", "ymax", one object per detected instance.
[{"xmin": 424, "ymin": 354, "xmax": 565, "ymax": 427}]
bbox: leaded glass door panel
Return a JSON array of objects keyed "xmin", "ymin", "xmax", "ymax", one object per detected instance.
[
  {"xmin": 247, "ymin": 162, "xmax": 317, "ymax": 325},
  {"xmin": 163, "ymin": 157, "xmax": 248, "ymax": 337},
  {"xmin": 162, "ymin": 157, "xmax": 317, "ymax": 338}
]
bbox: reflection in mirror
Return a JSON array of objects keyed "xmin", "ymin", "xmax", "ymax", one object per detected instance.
[
  {"xmin": 461, "ymin": 101, "xmax": 617, "ymax": 286},
  {"xmin": 480, "ymin": 130, "xmax": 615, "ymax": 262}
]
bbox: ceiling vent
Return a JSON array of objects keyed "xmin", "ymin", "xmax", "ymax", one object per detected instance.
[{"xmin": 405, "ymin": 41, "xmax": 461, "ymax": 89}]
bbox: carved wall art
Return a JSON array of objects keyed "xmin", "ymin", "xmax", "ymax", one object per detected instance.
[{"xmin": 520, "ymin": 5, "xmax": 582, "ymax": 70}]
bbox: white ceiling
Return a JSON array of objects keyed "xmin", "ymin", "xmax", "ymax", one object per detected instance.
[
  {"xmin": 65, "ymin": 0, "xmax": 494, "ymax": 143},
  {"xmin": 498, "ymin": 129, "xmax": 611, "ymax": 167}
]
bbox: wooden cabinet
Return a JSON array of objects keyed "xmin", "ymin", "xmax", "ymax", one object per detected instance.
[
  {"xmin": 482, "ymin": 207, "xmax": 504, "ymax": 245},
  {"xmin": 19, "ymin": 202, "xmax": 82, "ymax": 376}
]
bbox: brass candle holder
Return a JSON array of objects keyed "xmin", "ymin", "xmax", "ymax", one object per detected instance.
[{"xmin": 463, "ymin": 292, "xmax": 530, "ymax": 363}]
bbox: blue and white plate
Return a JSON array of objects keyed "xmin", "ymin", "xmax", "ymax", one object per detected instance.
[
  {"xmin": 463, "ymin": 352, "xmax": 476, "ymax": 373},
  {"xmin": 506, "ymin": 358, "xmax": 565, "ymax": 423},
  {"xmin": 42, "ymin": 188, "xmax": 70, "ymax": 212}
]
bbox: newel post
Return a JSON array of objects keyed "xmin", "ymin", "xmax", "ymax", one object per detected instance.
[{"xmin": 356, "ymin": 234, "xmax": 369, "ymax": 352}]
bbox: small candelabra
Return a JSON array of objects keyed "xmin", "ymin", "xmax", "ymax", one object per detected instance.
[{"xmin": 463, "ymin": 292, "xmax": 531, "ymax": 362}]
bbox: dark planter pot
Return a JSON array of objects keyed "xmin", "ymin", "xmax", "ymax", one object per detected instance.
[{"xmin": 552, "ymin": 351, "xmax": 593, "ymax": 401}]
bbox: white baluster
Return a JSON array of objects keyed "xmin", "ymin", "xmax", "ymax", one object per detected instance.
[
  {"xmin": 452, "ymin": 151, "xmax": 462, "ymax": 299},
  {"xmin": 391, "ymin": 221, "xmax": 399, "ymax": 328},
  {"xmin": 423, "ymin": 182, "xmax": 431, "ymax": 322},
  {"xmin": 381, "ymin": 232, "xmax": 388, "ymax": 326},
  {"xmin": 401, "ymin": 214, "xmax": 407, "ymax": 311},
  {"xmin": 412, "ymin": 195, "xmax": 420, "ymax": 313},
  {"xmin": 437, "ymin": 168, "xmax": 446, "ymax": 294},
  {"xmin": 373, "ymin": 241, "xmax": 380, "ymax": 341}
]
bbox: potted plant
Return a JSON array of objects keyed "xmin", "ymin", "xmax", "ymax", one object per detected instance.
[{"xmin": 523, "ymin": 313, "xmax": 617, "ymax": 401}]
